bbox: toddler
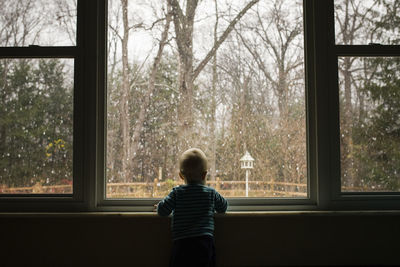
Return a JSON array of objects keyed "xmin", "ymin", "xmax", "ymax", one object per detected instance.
[{"xmin": 157, "ymin": 148, "xmax": 228, "ymax": 267}]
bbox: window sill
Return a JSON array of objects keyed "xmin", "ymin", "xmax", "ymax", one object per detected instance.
[{"xmin": 1, "ymin": 210, "xmax": 399, "ymax": 218}]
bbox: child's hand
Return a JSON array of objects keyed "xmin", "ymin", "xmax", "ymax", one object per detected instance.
[{"xmin": 153, "ymin": 204, "xmax": 158, "ymax": 212}]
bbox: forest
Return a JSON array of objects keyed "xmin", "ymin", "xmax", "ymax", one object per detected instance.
[{"xmin": 0, "ymin": 0, "xmax": 399, "ymax": 197}]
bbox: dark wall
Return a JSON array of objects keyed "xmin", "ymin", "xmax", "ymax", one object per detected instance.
[{"xmin": 1, "ymin": 212, "xmax": 399, "ymax": 266}]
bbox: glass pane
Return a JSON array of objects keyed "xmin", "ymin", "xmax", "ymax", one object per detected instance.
[
  {"xmin": 0, "ymin": 0, "xmax": 77, "ymax": 46},
  {"xmin": 106, "ymin": 0, "xmax": 307, "ymax": 198},
  {"xmin": 335, "ymin": 0, "xmax": 400, "ymax": 45},
  {"xmin": 0, "ymin": 58, "xmax": 73, "ymax": 194},
  {"xmin": 339, "ymin": 57, "xmax": 400, "ymax": 192}
]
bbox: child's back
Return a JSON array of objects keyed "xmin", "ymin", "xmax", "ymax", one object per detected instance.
[
  {"xmin": 158, "ymin": 183, "xmax": 227, "ymax": 240},
  {"xmin": 156, "ymin": 148, "xmax": 228, "ymax": 267}
]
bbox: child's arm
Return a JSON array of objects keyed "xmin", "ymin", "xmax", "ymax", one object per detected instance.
[
  {"xmin": 214, "ymin": 190, "xmax": 228, "ymax": 213},
  {"xmin": 156, "ymin": 188, "xmax": 176, "ymax": 216}
]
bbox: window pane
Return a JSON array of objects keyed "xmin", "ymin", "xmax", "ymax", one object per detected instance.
[
  {"xmin": 339, "ymin": 57, "xmax": 400, "ymax": 192},
  {"xmin": 0, "ymin": 0, "xmax": 77, "ymax": 46},
  {"xmin": 335, "ymin": 0, "xmax": 400, "ymax": 45},
  {"xmin": 0, "ymin": 58, "xmax": 73, "ymax": 194},
  {"xmin": 106, "ymin": 0, "xmax": 307, "ymax": 198}
]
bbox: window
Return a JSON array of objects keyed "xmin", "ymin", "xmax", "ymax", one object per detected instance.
[
  {"xmin": 105, "ymin": 0, "xmax": 308, "ymax": 201},
  {"xmin": 0, "ymin": 0, "xmax": 83, "ymax": 205},
  {"xmin": 331, "ymin": 0, "xmax": 400, "ymax": 207},
  {"xmin": 1, "ymin": 0, "xmax": 399, "ymax": 211}
]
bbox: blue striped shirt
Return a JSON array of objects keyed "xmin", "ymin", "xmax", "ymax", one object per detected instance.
[{"xmin": 157, "ymin": 184, "xmax": 228, "ymax": 240}]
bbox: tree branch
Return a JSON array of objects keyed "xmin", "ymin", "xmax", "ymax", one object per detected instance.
[
  {"xmin": 193, "ymin": 0, "xmax": 260, "ymax": 80},
  {"xmin": 235, "ymin": 26, "xmax": 276, "ymax": 87},
  {"xmin": 108, "ymin": 24, "xmax": 123, "ymax": 41}
]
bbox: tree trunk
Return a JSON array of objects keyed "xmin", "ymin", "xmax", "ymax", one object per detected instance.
[
  {"xmin": 120, "ymin": 0, "xmax": 131, "ymax": 182},
  {"xmin": 176, "ymin": 43, "xmax": 195, "ymax": 150},
  {"xmin": 0, "ymin": 60, "xmax": 9, "ymax": 162},
  {"xmin": 107, "ymin": 24, "xmax": 120, "ymax": 182},
  {"xmin": 209, "ymin": 0, "xmax": 219, "ymax": 181},
  {"xmin": 342, "ymin": 57, "xmax": 354, "ymax": 186}
]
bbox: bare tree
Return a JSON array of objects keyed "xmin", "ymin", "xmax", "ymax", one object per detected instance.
[
  {"xmin": 237, "ymin": 0, "xmax": 303, "ymax": 125},
  {"xmin": 0, "ymin": 0, "xmax": 43, "ymax": 46},
  {"xmin": 167, "ymin": 0, "xmax": 260, "ymax": 150},
  {"xmin": 54, "ymin": 0, "xmax": 77, "ymax": 45},
  {"xmin": 236, "ymin": 0, "xmax": 304, "ymax": 182},
  {"xmin": 129, "ymin": 3, "xmax": 172, "ymax": 173},
  {"xmin": 108, "ymin": 0, "xmax": 173, "ymax": 182}
]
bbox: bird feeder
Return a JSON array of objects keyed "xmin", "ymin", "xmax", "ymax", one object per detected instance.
[
  {"xmin": 240, "ymin": 151, "xmax": 254, "ymax": 169},
  {"xmin": 240, "ymin": 151, "xmax": 254, "ymax": 197}
]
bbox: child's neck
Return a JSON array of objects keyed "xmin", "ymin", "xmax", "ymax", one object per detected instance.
[{"xmin": 186, "ymin": 180, "xmax": 206, "ymax": 185}]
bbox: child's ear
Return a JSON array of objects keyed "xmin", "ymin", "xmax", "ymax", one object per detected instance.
[
  {"xmin": 202, "ymin": 171, "xmax": 207, "ymax": 180},
  {"xmin": 179, "ymin": 172, "xmax": 185, "ymax": 180}
]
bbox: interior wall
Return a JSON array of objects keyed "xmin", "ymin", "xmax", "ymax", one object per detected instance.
[{"xmin": 1, "ymin": 212, "xmax": 399, "ymax": 266}]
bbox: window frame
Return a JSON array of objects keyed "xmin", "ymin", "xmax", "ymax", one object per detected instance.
[
  {"xmin": 1, "ymin": 0, "xmax": 399, "ymax": 212},
  {"xmin": 328, "ymin": 1, "xmax": 400, "ymax": 209},
  {"xmin": 96, "ymin": 0, "xmax": 318, "ymax": 212},
  {"xmin": 0, "ymin": 0, "xmax": 91, "ymax": 211}
]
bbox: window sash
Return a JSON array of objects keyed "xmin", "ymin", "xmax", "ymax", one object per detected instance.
[
  {"xmin": 0, "ymin": 0, "xmax": 87, "ymax": 209},
  {"xmin": 329, "ymin": 1, "xmax": 400, "ymax": 205},
  {"xmin": 96, "ymin": 0, "xmax": 318, "ymax": 211}
]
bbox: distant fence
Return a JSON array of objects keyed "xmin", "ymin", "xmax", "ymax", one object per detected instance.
[
  {"xmin": 0, "ymin": 180, "xmax": 380, "ymax": 197},
  {"xmin": 0, "ymin": 183, "xmax": 73, "ymax": 194},
  {"xmin": 107, "ymin": 178, "xmax": 308, "ymax": 198},
  {"xmin": 0, "ymin": 179, "xmax": 308, "ymax": 197}
]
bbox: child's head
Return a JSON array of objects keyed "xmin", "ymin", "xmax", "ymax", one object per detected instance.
[{"xmin": 179, "ymin": 148, "xmax": 208, "ymax": 184}]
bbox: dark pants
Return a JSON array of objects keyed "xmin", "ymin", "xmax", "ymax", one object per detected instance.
[{"xmin": 170, "ymin": 235, "xmax": 216, "ymax": 267}]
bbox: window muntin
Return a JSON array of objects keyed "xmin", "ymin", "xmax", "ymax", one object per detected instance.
[
  {"xmin": 334, "ymin": 0, "xmax": 400, "ymax": 45},
  {"xmin": 106, "ymin": 0, "xmax": 307, "ymax": 199},
  {"xmin": 339, "ymin": 57, "xmax": 400, "ymax": 193},
  {"xmin": 0, "ymin": 58, "xmax": 74, "ymax": 195},
  {"xmin": 0, "ymin": 0, "xmax": 77, "ymax": 47}
]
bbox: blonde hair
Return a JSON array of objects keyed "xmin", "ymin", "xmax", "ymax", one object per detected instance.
[{"xmin": 179, "ymin": 148, "xmax": 208, "ymax": 183}]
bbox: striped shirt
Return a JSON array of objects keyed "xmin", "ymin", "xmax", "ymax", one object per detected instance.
[{"xmin": 157, "ymin": 184, "xmax": 228, "ymax": 240}]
